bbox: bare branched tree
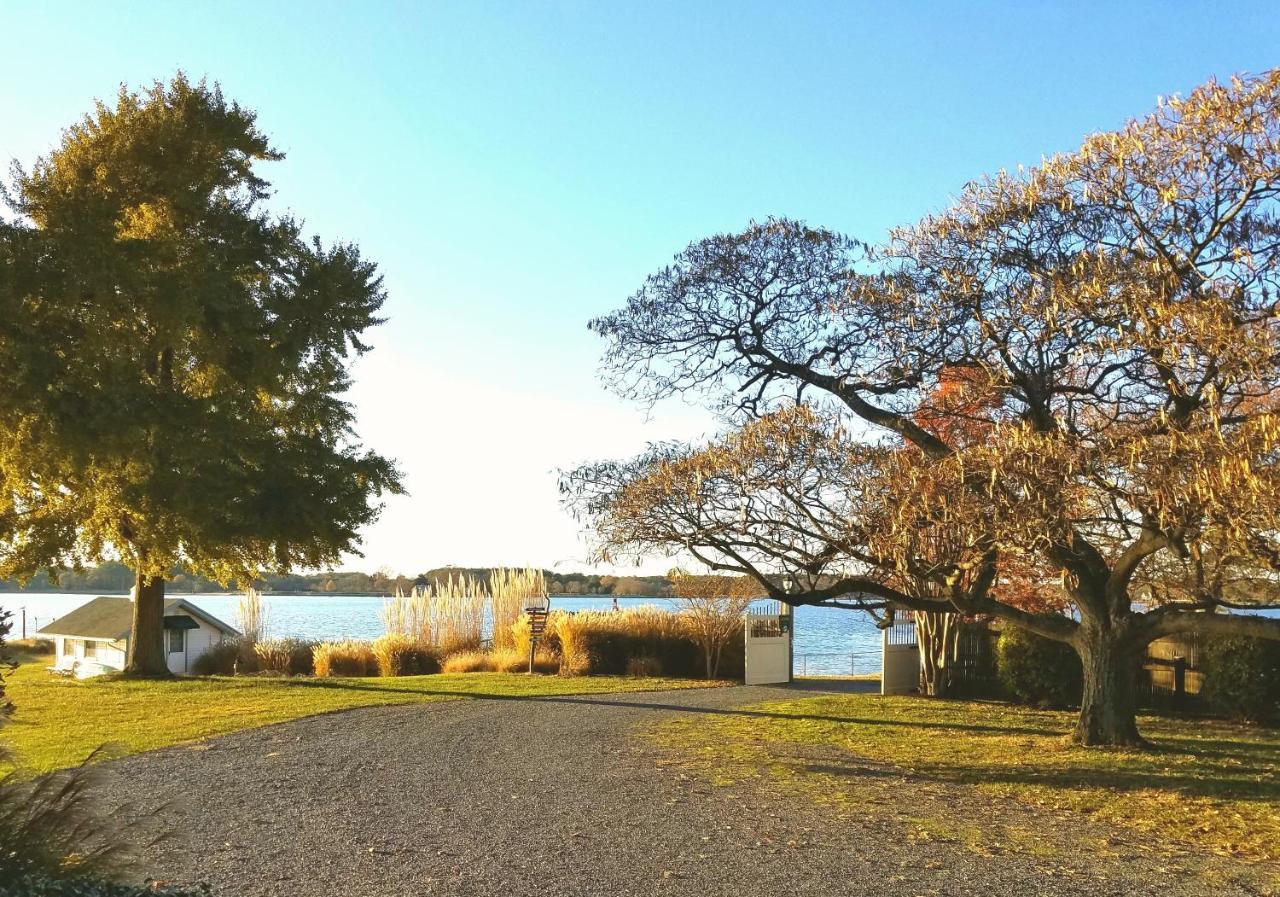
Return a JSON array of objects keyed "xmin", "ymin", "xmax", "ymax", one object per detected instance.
[{"xmin": 581, "ymin": 72, "xmax": 1280, "ymax": 746}]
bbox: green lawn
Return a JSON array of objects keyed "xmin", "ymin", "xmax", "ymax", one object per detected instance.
[
  {"xmin": 3, "ymin": 657, "xmax": 720, "ymax": 775},
  {"xmin": 650, "ymin": 692, "xmax": 1280, "ymax": 866}
]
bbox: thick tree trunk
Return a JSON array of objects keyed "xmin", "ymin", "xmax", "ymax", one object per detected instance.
[
  {"xmin": 124, "ymin": 572, "xmax": 170, "ymax": 677},
  {"xmin": 1073, "ymin": 631, "xmax": 1144, "ymax": 747}
]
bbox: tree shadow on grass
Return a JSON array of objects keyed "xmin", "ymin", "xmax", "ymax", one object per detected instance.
[
  {"xmin": 805, "ymin": 753, "xmax": 1280, "ymax": 803},
  {"xmin": 274, "ymin": 677, "xmax": 1065, "ymax": 737},
  {"xmin": 277, "ymin": 678, "xmax": 1280, "ymax": 803}
]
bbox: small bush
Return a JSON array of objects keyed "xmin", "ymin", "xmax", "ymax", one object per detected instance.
[
  {"xmin": 1202, "ymin": 635, "xmax": 1280, "ymax": 724},
  {"xmin": 191, "ymin": 640, "xmax": 243, "ymax": 676},
  {"xmin": 626, "ymin": 655, "xmax": 663, "ymax": 678},
  {"xmin": 253, "ymin": 639, "xmax": 317, "ymax": 676},
  {"xmin": 441, "ymin": 650, "xmax": 490, "ymax": 674},
  {"xmin": 11, "ymin": 637, "xmax": 54, "ymax": 657},
  {"xmin": 489, "ymin": 648, "xmax": 527, "ymax": 673},
  {"xmin": 530, "ymin": 650, "xmax": 559, "ymax": 674},
  {"xmin": 996, "ymin": 627, "xmax": 1082, "ymax": 709},
  {"xmin": 312, "ymin": 641, "xmax": 377, "ymax": 677},
  {"xmin": 439, "ymin": 649, "xmax": 556, "ymax": 674},
  {"xmin": 371, "ymin": 634, "xmax": 439, "ymax": 677}
]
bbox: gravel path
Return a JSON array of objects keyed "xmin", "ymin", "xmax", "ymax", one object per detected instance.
[{"xmin": 94, "ymin": 683, "xmax": 1272, "ymax": 897}]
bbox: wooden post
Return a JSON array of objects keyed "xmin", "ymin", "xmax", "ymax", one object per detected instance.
[{"xmin": 1173, "ymin": 656, "xmax": 1187, "ymax": 709}]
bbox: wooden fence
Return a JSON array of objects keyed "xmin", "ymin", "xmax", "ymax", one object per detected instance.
[{"xmin": 949, "ymin": 624, "xmax": 1205, "ymax": 708}]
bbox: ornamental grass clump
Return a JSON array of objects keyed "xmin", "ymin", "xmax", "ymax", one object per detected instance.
[
  {"xmin": 551, "ymin": 606, "xmax": 717, "ymax": 677},
  {"xmin": 235, "ymin": 588, "xmax": 268, "ymax": 647},
  {"xmin": 312, "ymin": 641, "xmax": 377, "ymax": 677},
  {"xmin": 489, "ymin": 567, "xmax": 546, "ymax": 651},
  {"xmin": 440, "ymin": 650, "xmax": 489, "ymax": 673},
  {"xmin": 381, "ymin": 575, "xmax": 486, "ymax": 655},
  {"xmin": 371, "ymin": 633, "xmax": 439, "ymax": 677},
  {"xmin": 440, "ymin": 648, "xmax": 556, "ymax": 674},
  {"xmin": 253, "ymin": 638, "xmax": 318, "ymax": 676}
]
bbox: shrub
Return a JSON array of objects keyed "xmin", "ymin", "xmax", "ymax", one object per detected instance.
[
  {"xmin": 626, "ymin": 655, "xmax": 663, "ymax": 678},
  {"xmin": 511, "ymin": 613, "xmax": 533, "ymax": 660},
  {"xmin": 440, "ymin": 650, "xmax": 490, "ymax": 674},
  {"xmin": 191, "ymin": 640, "xmax": 244, "ymax": 676},
  {"xmin": 11, "ymin": 637, "xmax": 55, "ymax": 657},
  {"xmin": 1202, "ymin": 635, "xmax": 1280, "ymax": 724},
  {"xmin": 439, "ymin": 648, "xmax": 557, "ymax": 674},
  {"xmin": 996, "ymin": 626, "xmax": 1083, "ymax": 709},
  {"xmin": 253, "ymin": 639, "xmax": 317, "ymax": 676},
  {"xmin": 550, "ymin": 607, "xmax": 711, "ymax": 678},
  {"xmin": 312, "ymin": 641, "xmax": 377, "ymax": 677},
  {"xmin": 489, "ymin": 648, "xmax": 526, "ymax": 673},
  {"xmin": 371, "ymin": 634, "xmax": 440, "ymax": 677}
]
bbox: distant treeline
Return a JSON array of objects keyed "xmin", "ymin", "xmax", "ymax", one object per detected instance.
[{"xmin": 0, "ymin": 561, "xmax": 673, "ymax": 598}]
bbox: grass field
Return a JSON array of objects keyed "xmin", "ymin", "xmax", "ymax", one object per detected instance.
[
  {"xmin": 2, "ymin": 651, "xmax": 720, "ymax": 774},
  {"xmin": 651, "ymin": 692, "xmax": 1280, "ymax": 866}
]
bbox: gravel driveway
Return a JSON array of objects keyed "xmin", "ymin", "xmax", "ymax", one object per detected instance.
[{"xmin": 94, "ymin": 682, "xmax": 1271, "ymax": 897}]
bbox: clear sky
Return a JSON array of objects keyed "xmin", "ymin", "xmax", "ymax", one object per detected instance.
[{"xmin": 3, "ymin": 2, "xmax": 1277, "ymax": 575}]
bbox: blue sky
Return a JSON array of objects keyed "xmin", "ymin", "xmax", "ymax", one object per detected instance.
[{"xmin": 3, "ymin": 2, "xmax": 1278, "ymax": 574}]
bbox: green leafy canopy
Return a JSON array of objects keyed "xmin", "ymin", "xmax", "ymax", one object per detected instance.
[{"xmin": 0, "ymin": 74, "xmax": 404, "ymax": 587}]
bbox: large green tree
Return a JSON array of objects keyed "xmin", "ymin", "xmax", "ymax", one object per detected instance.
[{"xmin": 0, "ymin": 76, "xmax": 402, "ymax": 674}]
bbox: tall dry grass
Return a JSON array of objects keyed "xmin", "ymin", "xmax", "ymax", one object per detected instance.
[
  {"xmin": 312, "ymin": 641, "xmax": 377, "ymax": 677},
  {"xmin": 441, "ymin": 648, "xmax": 557, "ymax": 674},
  {"xmin": 489, "ymin": 567, "xmax": 546, "ymax": 651},
  {"xmin": 550, "ymin": 605, "xmax": 731, "ymax": 678},
  {"xmin": 554, "ymin": 611, "xmax": 592, "ymax": 675},
  {"xmin": 253, "ymin": 638, "xmax": 317, "ymax": 676},
  {"xmin": 371, "ymin": 633, "xmax": 439, "ymax": 676},
  {"xmin": 236, "ymin": 587, "xmax": 267, "ymax": 645},
  {"xmin": 511, "ymin": 613, "xmax": 533, "ymax": 659},
  {"xmin": 381, "ymin": 575, "xmax": 486, "ymax": 654}
]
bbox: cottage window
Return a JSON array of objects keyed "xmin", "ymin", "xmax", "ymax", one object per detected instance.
[
  {"xmin": 62, "ymin": 638, "xmax": 73, "ymax": 656},
  {"xmin": 84, "ymin": 640, "xmax": 97, "ymax": 659},
  {"xmin": 168, "ymin": 628, "xmax": 185, "ymax": 654}
]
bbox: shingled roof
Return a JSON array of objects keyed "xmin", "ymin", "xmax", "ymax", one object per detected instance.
[{"xmin": 37, "ymin": 596, "xmax": 239, "ymax": 640}]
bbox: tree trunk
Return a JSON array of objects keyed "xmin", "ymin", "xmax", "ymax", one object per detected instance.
[
  {"xmin": 916, "ymin": 611, "xmax": 957, "ymax": 698},
  {"xmin": 124, "ymin": 572, "xmax": 170, "ymax": 677},
  {"xmin": 1073, "ymin": 630, "xmax": 1144, "ymax": 747}
]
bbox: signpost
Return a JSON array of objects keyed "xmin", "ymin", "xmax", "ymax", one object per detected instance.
[{"xmin": 525, "ymin": 594, "xmax": 551, "ymax": 673}]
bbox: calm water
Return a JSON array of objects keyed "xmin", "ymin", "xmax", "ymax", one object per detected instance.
[{"xmin": 5, "ymin": 592, "xmax": 886, "ymax": 675}]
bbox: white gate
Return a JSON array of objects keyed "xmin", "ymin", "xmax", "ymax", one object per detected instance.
[
  {"xmin": 744, "ymin": 601, "xmax": 793, "ymax": 685},
  {"xmin": 881, "ymin": 619, "xmax": 919, "ymax": 695}
]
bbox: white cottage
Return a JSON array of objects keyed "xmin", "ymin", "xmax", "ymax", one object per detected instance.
[{"xmin": 38, "ymin": 596, "xmax": 238, "ymax": 677}]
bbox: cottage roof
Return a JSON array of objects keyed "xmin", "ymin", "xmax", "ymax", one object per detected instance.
[{"xmin": 37, "ymin": 596, "xmax": 239, "ymax": 640}]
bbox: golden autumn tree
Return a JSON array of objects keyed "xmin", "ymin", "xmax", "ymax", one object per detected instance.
[
  {"xmin": 564, "ymin": 407, "xmax": 1005, "ymax": 696},
  {"xmin": 669, "ymin": 570, "xmax": 764, "ymax": 679},
  {"xmin": 584, "ymin": 72, "xmax": 1280, "ymax": 745}
]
